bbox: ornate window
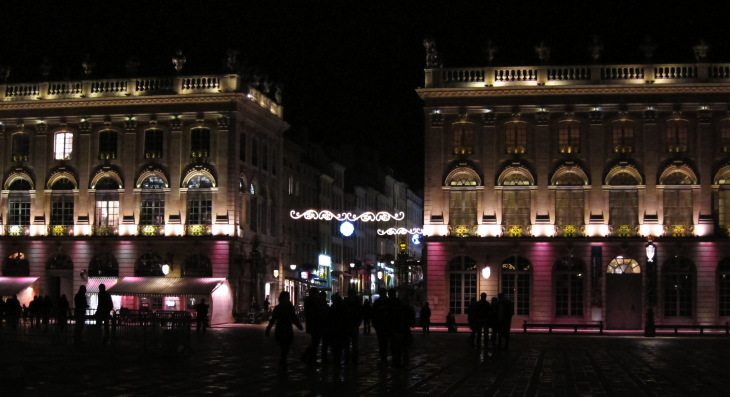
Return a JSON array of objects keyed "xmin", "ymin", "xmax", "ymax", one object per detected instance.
[
  {"xmin": 183, "ymin": 253, "xmax": 212, "ymax": 277},
  {"xmin": 717, "ymin": 167, "xmax": 730, "ymax": 231},
  {"xmin": 8, "ymin": 176, "xmax": 31, "ymax": 227},
  {"xmin": 502, "ymin": 190, "xmax": 530, "ymax": 227},
  {"xmin": 54, "ymin": 131, "xmax": 73, "ymax": 160},
  {"xmin": 448, "ymin": 256, "xmax": 477, "ymax": 315},
  {"xmin": 144, "ymin": 129, "xmax": 164, "ymax": 159},
  {"xmin": 47, "ymin": 253, "xmax": 73, "ymax": 270},
  {"xmin": 449, "ymin": 191, "xmax": 477, "ymax": 229},
  {"xmin": 12, "ymin": 133, "xmax": 30, "ymax": 162},
  {"xmin": 51, "ymin": 177, "xmax": 75, "ymax": 228},
  {"xmin": 558, "ymin": 120, "xmax": 580, "ymax": 153},
  {"xmin": 555, "ymin": 190, "xmax": 584, "ymax": 228},
  {"xmin": 610, "ymin": 190, "xmax": 639, "ymax": 233},
  {"xmin": 666, "ymin": 119, "xmax": 689, "ymax": 152},
  {"xmin": 94, "ymin": 177, "xmax": 119, "ymax": 235},
  {"xmin": 141, "ymin": 176, "xmax": 166, "ymax": 189},
  {"xmin": 721, "ymin": 119, "xmax": 730, "ymax": 153},
  {"xmin": 141, "ymin": 177, "xmax": 165, "ymax": 227},
  {"xmin": 663, "ymin": 256, "xmax": 694, "ymax": 317},
  {"xmin": 187, "ymin": 192, "xmax": 212, "ymax": 225},
  {"xmin": 555, "ymin": 256, "xmax": 585, "ymax": 316},
  {"xmin": 612, "ymin": 120, "xmax": 633, "ymax": 153},
  {"xmin": 239, "ymin": 133, "xmax": 246, "ymax": 162},
  {"xmin": 98, "ymin": 130, "xmax": 118, "ymax": 160},
  {"xmin": 136, "ymin": 253, "xmax": 164, "ymax": 277},
  {"xmin": 89, "ymin": 253, "xmax": 119, "ymax": 277},
  {"xmin": 663, "ymin": 190, "xmax": 693, "ymax": 229},
  {"xmin": 719, "ymin": 258, "xmax": 730, "ymax": 316},
  {"xmin": 607, "ymin": 257, "xmax": 640, "ymax": 274},
  {"xmin": 505, "ymin": 122, "xmax": 527, "ymax": 154},
  {"xmin": 190, "ymin": 128, "xmax": 210, "ymax": 158},
  {"xmin": 4, "ymin": 252, "xmax": 29, "ymax": 276},
  {"xmin": 502, "ymin": 256, "xmax": 531, "ymax": 315},
  {"xmin": 452, "ymin": 122, "xmax": 474, "ymax": 155}
]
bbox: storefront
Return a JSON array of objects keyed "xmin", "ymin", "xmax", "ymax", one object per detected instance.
[{"xmin": 0, "ymin": 277, "xmax": 37, "ymax": 305}]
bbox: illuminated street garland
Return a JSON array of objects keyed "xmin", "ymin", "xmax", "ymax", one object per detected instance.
[
  {"xmin": 377, "ymin": 228, "xmax": 423, "ymax": 235},
  {"xmin": 289, "ymin": 210, "xmax": 405, "ymax": 222}
]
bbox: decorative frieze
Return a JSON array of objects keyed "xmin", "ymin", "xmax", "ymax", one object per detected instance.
[
  {"xmin": 170, "ymin": 117, "xmax": 182, "ymax": 131},
  {"xmin": 79, "ymin": 120, "xmax": 91, "ymax": 133},
  {"xmin": 124, "ymin": 119, "xmax": 137, "ymax": 132},
  {"xmin": 218, "ymin": 116, "xmax": 230, "ymax": 130},
  {"xmin": 536, "ymin": 111, "xmax": 549, "ymax": 125},
  {"xmin": 481, "ymin": 112, "xmax": 495, "ymax": 126},
  {"xmin": 430, "ymin": 113, "xmax": 443, "ymax": 127},
  {"xmin": 644, "ymin": 109, "xmax": 656, "ymax": 123},
  {"xmin": 36, "ymin": 122, "xmax": 47, "ymax": 135}
]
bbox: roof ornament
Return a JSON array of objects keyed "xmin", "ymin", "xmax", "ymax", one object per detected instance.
[
  {"xmin": 423, "ymin": 38, "xmax": 441, "ymax": 68},
  {"xmin": 275, "ymin": 84, "xmax": 283, "ymax": 104},
  {"xmin": 535, "ymin": 41, "xmax": 550, "ymax": 64},
  {"xmin": 40, "ymin": 58, "xmax": 52, "ymax": 78},
  {"xmin": 693, "ymin": 39, "xmax": 709, "ymax": 62},
  {"xmin": 226, "ymin": 49, "xmax": 240, "ymax": 71},
  {"xmin": 0, "ymin": 66, "xmax": 10, "ymax": 83},
  {"xmin": 588, "ymin": 36, "xmax": 604, "ymax": 61},
  {"xmin": 172, "ymin": 50, "xmax": 186, "ymax": 73},
  {"xmin": 640, "ymin": 36, "xmax": 656, "ymax": 61},
  {"xmin": 126, "ymin": 57, "xmax": 140, "ymax": 76},
  {"xmin": 483, "ymin": 39, "xmax": 497, "ymax": 64},
  {"xmin": 81, "ymin": 55, "xmax": 95, "ymax": 76}
]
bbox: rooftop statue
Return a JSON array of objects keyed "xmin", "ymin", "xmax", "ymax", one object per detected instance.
[
  {"xmin": 535, "ymin": 41, "xmax": 550, "ymax": 64},
  {"xmin": 640, "ymin": 36, "xmax": 656, "ymax": 61},
  {"xmin": 694, "ymin": 39, "xmax": 709, "ymax": 62},
  {"xmin": 172, "ymin": 50, "xmax": 186, "ymax": 72},
  {"xmin": 423, "ymin": 38, "xmax": 441, "ymax": 68},
  {"xmin": 589, "ymin": 36, "xmax": 604, "ymax": 61}
]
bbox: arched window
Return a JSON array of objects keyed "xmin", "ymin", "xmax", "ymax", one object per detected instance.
[
  {"xmin": 666, "ymin": 119, "xmax": 689, "ymax": 152},
  {"xmin": 3, "ymin": 251, "xmax": 30, "ymax": 276},
  {"xmin": 453, "ymin": 122, "xmax": 474, "ymax": 155},
  {"xmin": 136, "ymin": 253, "xmax": 164, "ymax": 276},
  {"xmin": 190, "ymin": 128, "xmax": 210, "ymax": 158},
  {"xmin": 554, "ymin": 256, "xmax": 585, "ymax": 316},
  {"xmin": 558, "ymin": 120, "xmax": 580, "ymax": 153},
  {"xmin": 98, "ymin": 130, "xmax": 118, "ymax": 160},
  {"xmin": 662, "ymin": 171, "xmax": 693, "ymax": 185},
  {"xmin": 663, "ymin": 256, "xmax": 695, "ymax": 317},
  {"xmin": 51, "ymin": 177, "xmax": 75, "ymax": 230},
  {"xmin": 8, "ymin": 177, "xmax": 31, "ymax": 228},
  {"xmin": 47, "ymin": 253, "xmax": 73, "ymax": 270},
  {"xmin": 8, "ymin": 179, "xmax": 32, "ymax": 190},
  {"xmin": 140, "ymin": 177, "xmax": 165, "ymax": 229},
  {"xmin": 607, "ymin": 257, "xmax": 640, "ymax": 274},
  {"xmin": 89, "ymin": 253, "xmax": 119, "ymax": 277},
  {"xmin": 502, "ymin": 256, "xmax": 531, "ymax": 315},
  {"xmin": 505, "ymin": 122, "xmax": 527, "ymax": 154},
  {"xmin": 187, "ymin": 175, "xmax": 213, "ymax": 189},
  {"xmin": 54, "ymin": 131, "xmax": 73, "ymax": 160},
  {"xmin": 187, "ymin": 175, "xmax": 212, "ymax": 228},
  {"xmin": 718, "ymin": 259, "xmax": 730, "ymax": 316},
  {"xmin": 183, "ymin": 254, "xmax": 212, "ymax": 277},
  {"xmin": 12, "ymin": 133, "xmax": 30, "ymax": 162},
  {"xmin": 94, "ymin": 177, "xmax": 119, "ymax": 235},
  {"xmin": 447, "ymin": 169, "xmax": 479, "ymax": 233},
  {"xmin": 142, "ymin": 176, "xmax": 166, "ymax": 189},
  {"xmin": 144, "ymin": 129, "xmax": 164, "ymax": 159},
  {"xmin": 612, "ymin": 120, "xmax": 634, "ymax": 153},
  {"xmin": 606, "ymin": 165, "xmax": 641, "ymax": 236},
  {"xmin": 448, "ymin": 256, "xmax": 477, "ymax": 315}
]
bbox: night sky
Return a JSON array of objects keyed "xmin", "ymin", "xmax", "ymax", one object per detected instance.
[{"xmin": 2, "ymin": 0, "xmax": 729, "ymax": 190}]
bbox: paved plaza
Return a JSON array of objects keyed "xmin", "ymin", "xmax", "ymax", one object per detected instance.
[{"xmin": 2, "ymin": 325, "xmax": 730, "ymax": 396}]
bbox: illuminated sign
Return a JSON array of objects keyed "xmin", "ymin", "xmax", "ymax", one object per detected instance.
[
  {"xmin": 340, "ymin": 221, "xmax": 355, "ymax": 237},
  {"xmin": 318, "ymin": 255, "xmax": 331, "ymax": 267},
  {"xmin": 411, "ymin": 234, "xmax": 421, "ymax": 245},
  {"xmin": 300, "ymin": 271, "xmax": 309, "ymax": 280},
  {"xmin": 377, "ymin": 228, "xmax": 423, "ymax": 236},
  {"xmin": 290, "ymin": 210, "xmax": 405, "ymax": 222}
]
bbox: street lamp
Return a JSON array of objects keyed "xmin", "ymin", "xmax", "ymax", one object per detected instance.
[
  {"xmin": 273, "ymin": 269, "xmax": 279, "ymax": 278},
  {"xmin": 162, "ymin": 263, "xmax": 170, "ymax": 275},
  {"xmin": 290, "ymin": 264, "xmax": 297, "ymax": 271},
  {"xmin": 645, "ymin": 236, "xmax": 657, "ymax": 337},
  {"xmin": 481, "ymin": 265, "xmax": 491, "ymax": 280}
]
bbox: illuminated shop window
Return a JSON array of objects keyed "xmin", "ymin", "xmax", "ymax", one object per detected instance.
[
  {"xmin": 502, "ymin": 256, "xmax": 531, "ymax": 315},
  {"xmin": 448, "ymin": 256, "xmax": 477, "ymax": 315},
  {"xmin": 663, "ymin": 256, "xmax": 695, "ymax": 317},
  {"xmin": 554, "ymin": 256, "xmax": 584, "ymax": 316}
]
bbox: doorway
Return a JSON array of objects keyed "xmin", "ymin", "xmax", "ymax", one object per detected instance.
[
  {"xmin": 605, "ymin": 257, "xmax": 642, "ymax": 330},
  {"xmin": 46, "ymin": 269, "xmax": 74, "ymax": 304}
]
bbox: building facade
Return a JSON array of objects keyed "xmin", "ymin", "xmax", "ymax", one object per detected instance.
[
  {"xmin": 0, "ymin": 73, "xmax": 288, "ymax": 323},
  {"xmin": 420, "ymin": 58, "xmax": 730, "ymax": 329}
]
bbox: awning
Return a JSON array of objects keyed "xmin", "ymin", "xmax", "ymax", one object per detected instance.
[
  {"xmin": 0, "ymin": 277, "xmax": 38, "ymax": 297},
  {"xmin": 86, "ymin": 277, "xmax": 118, "ymax": 293},
  {"xmin": 107, "ymin": 277, "xmax": 226, "ymax": 297}
]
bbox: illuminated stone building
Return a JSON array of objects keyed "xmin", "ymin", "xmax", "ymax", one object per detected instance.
[
  {"xmin": 0, "ymin": 70, "xmax": 287, "ymax": 323},
  {"xmin": 419, "ymin": 50, "xmax": 730, "ymax": 329}
]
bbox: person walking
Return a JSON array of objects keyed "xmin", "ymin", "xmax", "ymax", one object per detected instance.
[
  {"xmin": 371, "ymin": 288, "xmax": 390, "ymax": 362},
  {"xmin": 318, "ymin": 291, "xmax": 331, "ymax": 363},
  {"xmin": 300, "ymin": 287, "xmax": 321, "ymax": 364},
  {"xmin": 266, "ymin": 291, "xmax": 303, "ymax": 372},
  {"xmin": 328, "ymin": 293, "xmax": 346, "ymax": 365},
  {"xmin": 420, "ymin": 302, "xmax": 431, "ymax": 335},
  {"xmin": 195, "ymin": 298, "xmax": 210, "ymax": 334},
  {"xmin": 489, "ymin": 297, "xmax": 499, "ymax": 348},
  {"xmin": 343, "ymin": 289, "xmax": 362, "ymax": 364},
  {"xmin": 475, "ymin": 293, "xmax": 491, "ymax": 349},
  {"xmin": 467, "ymin": 297, "xmax": 477, "ymax": 345},
  {"xmin": 385, "ymin": 289, "xmax": 404, "ymax": 367},
  {"xmin": 361, "ymin": 298, "xmax": 372, "ymax": 335},
  {"xmin": 57, "ymin": 294, "xmax": 70, "ymax": 330},
  {"xmin": 9, "ymin": 295, "xmax": 21, "ymax": 329},
  {"xmin": 96, "ymin": 284, "xmax": 114, "ymax": 345},
  {"xmin": 74, "ymin": 286, "xmax": 88, "ymax": 345},
  {"xmin": 396, "ymin": 296, "xmax": 416, "ymax": 367},
  {"xmin": 28, "ymin": 296, "xmax": 38, "ymax": 328},
  {"xmin": 445, "ymin": 310, "xmax": 457, "ymax": 333},
  {"xmin": 497, "ymin": 293, "xmax": 514, "ymax": 349}
]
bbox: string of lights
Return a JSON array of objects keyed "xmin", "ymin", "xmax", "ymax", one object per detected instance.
[
  {"xmin": 377, "ymin": 228, "xmax": 423, "ymax": 235},
  {"xmin": 289, "ymin": 210, "xmax": 405, "ymax": 222}
]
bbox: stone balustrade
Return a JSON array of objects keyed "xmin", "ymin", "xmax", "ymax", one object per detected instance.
[{"xmin": 426, "ymin": 63, "xmax": 730, "ymax": 88}]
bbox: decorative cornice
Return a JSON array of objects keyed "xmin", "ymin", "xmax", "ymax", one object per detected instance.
[
  {"xmin": 605, "ymin": 162, "xmax": 642, "ymax": 185},
  {"xmin": 4, "ymin": 170, "xmax": 34, "ymax": 190},
  {"xmin": 659, "ymin": 161, "xmax": 698, "ymax": 185},
  {"xmin": 0, "ymin": 94, "xmax": 245, "ymax": 111},
  {"xmin": 497, "ymin": 163, "xmax": 535, "ymax": 186},
  {"xmin": 136, "ymin": 168, "xmax": 169, "ymax": 188},
  {"xmin": 417, "ymin": 84, "xmax": 730, "ymax": 98},
  {"xmin": 551, "ymin": 163, "xmax": 589, "ymax": 186},
  {"xmin": 90, "ymin": 168, "xmax": 123, "ymax": 189}
]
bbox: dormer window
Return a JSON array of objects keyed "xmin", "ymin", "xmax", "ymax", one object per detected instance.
[
  {"xmin": 612, "ymin": 121, "xmax": 633, "ymax": 153},
  {"xmin": 54, "ymin": 132, "xmax": 73, "ymax": 160},
  {"xmin": 558, "ymin": 121, "xmax": 580, "ymax": 153},
  {"xmin": 666, "ymin": 119, "xmax": 689, "ymax": 152},
  {"xmin": 505, "ymin": 122, "xmax": 527, "ymax": 154}
]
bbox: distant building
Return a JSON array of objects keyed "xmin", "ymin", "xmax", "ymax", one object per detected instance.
[{"xmin": 419, "ymin": 55, "xmax": 730, "ymax": 329}]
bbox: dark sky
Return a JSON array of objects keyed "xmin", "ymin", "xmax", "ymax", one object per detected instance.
[{"xmin": 2, "ymin": 0, "xmax": 729, "ymax": 189}]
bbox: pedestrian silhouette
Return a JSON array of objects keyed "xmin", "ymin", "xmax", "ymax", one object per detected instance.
[
  {"xmin": 57, "ymin": 294, "xmax": 70, "ymax": 330},
  {"xmin": 196, "ymin": 298, "xmax": 210, "ymax": 334},
  {"xmin": 343, "ymin": 289, "xmax": 362, "ymax": 364},
  {"xmin": 74, "ymin": 286, "xmax": 88, "ymax": 345},
  {"xmin": 420, "ymin": 302, "xmax": 431, "ymax": 335},
  {"xmin": 395, "ymin": 294, "xmax": 416, "ymax": 367},
  {"xmin": 446, "ymin": 310, "xmax": 457, "ymax": 333},
  {"xmin": 43, "ymin": 295, "xmax": 53, "ymax": 332},
  {"xmin": 371, "ymin": 288, "xmax": 390, "ymax": 362},
  {"xmin": 489, "ymin": 297, "xmax": 499, "ymax": 348},
  {"xmin": 97, "ymin": 284, "xmax": 114, "ymax": 345},
  {"xmin": 300, "ymin": 287, "xmax": 321, "ymax": 364},
  {"xmin": 266, "ymin": 291, "xmax": 303, "ymax": 372},
  {"xmin": 475, "ymin": 293, "xmax": 491, "ymax": 348},
  {"xmin": 8, "ymin": 295, "xmax": 21, "ymax": 329},
  {"xmin": 361, "ymin": 298, "xmax": 372, "ymax": 335},
  {"xmin": 497, "ymin": 293, "xmax": 514, "ymax": 349},
  {"xmin": 318, "ymin": 291, "xmax": 331, "ymax": 363},
  {"xmin": 328, "ymin": 293, "xmax": 346, "ymax": 364}
]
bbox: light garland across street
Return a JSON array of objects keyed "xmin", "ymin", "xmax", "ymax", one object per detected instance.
[
  {"xmin": 289, "ymin": 210, "xmax": 405, "ymax": 222},
  {"xmin": 377, "ymin": 227, "xmax": 423, "ymax": 235}
]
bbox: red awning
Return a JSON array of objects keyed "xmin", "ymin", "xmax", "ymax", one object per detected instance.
[
  {"xmin": 107, "ymin": 277, "xmax": 226, "ymax": 297},
  {"xmin": 86, "ymin": 277, "xmax": 118, "ymax": 293},
  {"xmin": 0, "ymin": 277, "xmax": 38, "ymax": 297}
]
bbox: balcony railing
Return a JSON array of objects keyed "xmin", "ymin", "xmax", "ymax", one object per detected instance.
[
  {"xmin": 447, "ymin": 225, "xmax": 477, "ymax": 237},
  {"xmin": 92, "ymin": 225, "xmax": 119, "ymax": 236},
  {"xmin": 138, "ymin": 225, "xmax": 165, "ymax": 237},
  {"xmin": 664, "ymin": 225, "xmax": 694, "ymax": 237},
  {"xmin": 609, "ymin": 225, "xmax": 640, "ymax": 238},
  {"xmin": 47, "ymin": 225, "xmax": 73, "ymax": 237},
  {"xmin": 554, "ymin": 225, "xmax": 585, "ymax": 238},
  {"xmin": 185, "ymin": 224, "xmax": 212, "ymax": 237},
  {"xmin": 4, "ymin": 225, "xmax": 30, "ymax": 237},
  {"xmin": 182, "ymin": 268, "xmax": 213, "ymax": 277},
  {"xmin": 502, "ymin": 225, "xmax": 532, "ymax": 238}
]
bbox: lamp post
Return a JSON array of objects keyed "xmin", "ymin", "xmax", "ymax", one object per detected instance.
[{"xmin": 645, "ymin": 237, "xmax": 656, "ymax": 337}]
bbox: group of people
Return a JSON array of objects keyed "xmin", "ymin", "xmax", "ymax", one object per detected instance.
[
  {"xmin": 266, "ymin": 286, "xmax": 417, "ymax": 371},
  {"xmin": 466, "ymin": 292, "xmax": 514, "ymax": 350},
  {"xmin": 0, "ymin": 294, "xmax": 71, "ymax": 330}
]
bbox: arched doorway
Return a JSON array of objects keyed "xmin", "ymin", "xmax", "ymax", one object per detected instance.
[
  {"xmin": 501, "ymin": 256, "xmax": 532, "ymax": 315},
  {"xmin": 46, "ymin": 253, "xmax": 74, "ymax": 304},
  {"xmin": 605, "ymin": 256, "xmax": 642, "ymax": 329}
]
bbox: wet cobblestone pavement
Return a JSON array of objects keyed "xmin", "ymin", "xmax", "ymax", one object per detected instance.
[{"xmin": 2, "ymin": 325, "xmax": 730, "ymax": 396}]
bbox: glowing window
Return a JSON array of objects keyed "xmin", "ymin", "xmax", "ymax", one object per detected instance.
[
  {"xmin": 54, "ymin": 132, "xmax": 73, "ymax": 160},
  {"xmin": 607, "ymin": 257, "xmax": 640, "ymax": 274}
]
